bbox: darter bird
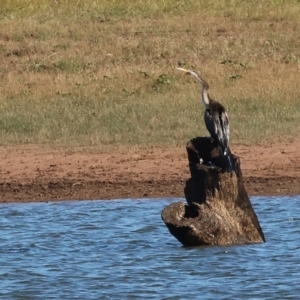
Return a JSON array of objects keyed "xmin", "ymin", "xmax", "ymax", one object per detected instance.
[{"xmin": 177, "ymin": 67, "xmax": 233, "ymax": 171}]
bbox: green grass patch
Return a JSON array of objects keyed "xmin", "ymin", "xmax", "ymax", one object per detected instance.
[
  {"xmin": 0, "ymin": 1, "xmax": 300, "ymax": 148},
  {"xmin": 1, "ymin": 87, "xmax": 299, "ymax": 147}
]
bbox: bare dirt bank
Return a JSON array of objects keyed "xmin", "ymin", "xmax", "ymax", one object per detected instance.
[{"xmin": 1, "ymin": 142, "xmax": 300, "ymax": 203}]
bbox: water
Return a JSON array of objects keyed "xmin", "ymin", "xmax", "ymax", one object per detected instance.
[{"xmin": 0, "ymin": 197, "xmax": 300, "ymax": 299}]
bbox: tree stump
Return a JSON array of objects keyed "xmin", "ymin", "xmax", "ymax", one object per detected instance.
[{"xmin": 161, "ymin": 137, "xmax": 265, "ymax": 247}]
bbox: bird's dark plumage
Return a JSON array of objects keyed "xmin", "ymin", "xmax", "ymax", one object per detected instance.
[
  {"xmin": 204, "ymin": 99, "xmax": 230, "ymax": 155},
  {"xmin": 177, "ymin": 67, "xmax": 233, "ymax": 172}
]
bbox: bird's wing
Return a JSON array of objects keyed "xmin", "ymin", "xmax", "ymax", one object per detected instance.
[
  {"xmin": 220, "ymin": 111, "xmax": 230, "ymax": 146},
  {"xmin": 204, "ymin": 109, "xmax": 219, "ymax": 141},
  {"xmin": 205, "ymin": 109, "xmax": 229, "ymax": 152}
]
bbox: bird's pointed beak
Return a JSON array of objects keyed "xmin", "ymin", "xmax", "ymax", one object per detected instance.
[{"xmin": 176, "ymin": 67, "xmax": 191, "ymax": 75}]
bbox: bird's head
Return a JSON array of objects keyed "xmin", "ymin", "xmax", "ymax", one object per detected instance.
[
  {"xmin": 176, "ymin": 67, "xmax": 210, "ymax": 106},
  {"xmin": 176, "ymin": 67, "xmax": 193, "ymax": 76},
  {"xmin": 176, "ymin": 67, "xmax": 209, "ymax": 89}
]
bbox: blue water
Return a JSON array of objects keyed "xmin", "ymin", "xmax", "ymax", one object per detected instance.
[{"xmin": 0, "ymin": 197, "xmax": 300, "ymax": 299}]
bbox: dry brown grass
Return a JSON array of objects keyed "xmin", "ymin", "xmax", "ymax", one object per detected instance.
[{"xmin": 0, "ymin": 1, "xmax": 300, "ymax": 147}]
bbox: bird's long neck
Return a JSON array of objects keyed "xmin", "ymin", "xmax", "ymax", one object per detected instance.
[
  {"xmin": 191, "ymin": 72, "xmax": 210, "ymax": 108},
  {"xmin": 201, "ymin": 88, "xmax": 210, "ymax": 108}
]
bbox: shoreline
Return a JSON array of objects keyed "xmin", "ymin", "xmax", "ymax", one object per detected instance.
[
  {"xmin": 1, "ymin": 176, "xmax": 299, "ymax": 204},
  {"xmin": 1, "ymin": 143, "xmax": 300, "ymax": 203}
]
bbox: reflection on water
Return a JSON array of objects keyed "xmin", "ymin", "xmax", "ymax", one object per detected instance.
[{"xmin": 0, "ymin": 197, "xmax": 300, "ymax": 299}]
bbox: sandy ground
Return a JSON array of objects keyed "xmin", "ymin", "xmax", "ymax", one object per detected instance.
[{"xmin": 1, "ymin": 142, "xmax": 300, "ymax": 203}]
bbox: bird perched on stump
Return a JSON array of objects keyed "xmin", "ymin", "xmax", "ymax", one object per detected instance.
[{"xmin": 177, "ymin": 67, "xmax": 234, "ymax": 172}]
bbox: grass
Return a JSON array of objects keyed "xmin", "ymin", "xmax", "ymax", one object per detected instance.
[{"xmin": 0, "ymin": 0, "xmax": 300, "ymax": 148}]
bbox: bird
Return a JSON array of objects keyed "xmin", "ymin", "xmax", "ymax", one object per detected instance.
[{"xmin": 176, "ymin": 67, "xmax": 233, "ymax": 171}]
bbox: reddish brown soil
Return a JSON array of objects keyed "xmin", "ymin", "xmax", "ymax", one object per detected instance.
[{"xmin": 1, "ymin": 142, "xmax": 300, "ymax": 203}]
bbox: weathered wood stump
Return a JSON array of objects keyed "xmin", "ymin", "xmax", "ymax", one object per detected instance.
[{"xmin": 161, "ymin": 137, "xmax": 265, "ymax": 246}]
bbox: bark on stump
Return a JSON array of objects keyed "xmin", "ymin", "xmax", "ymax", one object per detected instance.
[{"xmin": 161, "ymin": 137, "xmax": 265, "ymax": 247}]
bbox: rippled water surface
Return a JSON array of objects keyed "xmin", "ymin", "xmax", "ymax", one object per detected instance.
[{"xmin": 1, "ymin": 197, "xmax": 300, "ymax": 299}]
